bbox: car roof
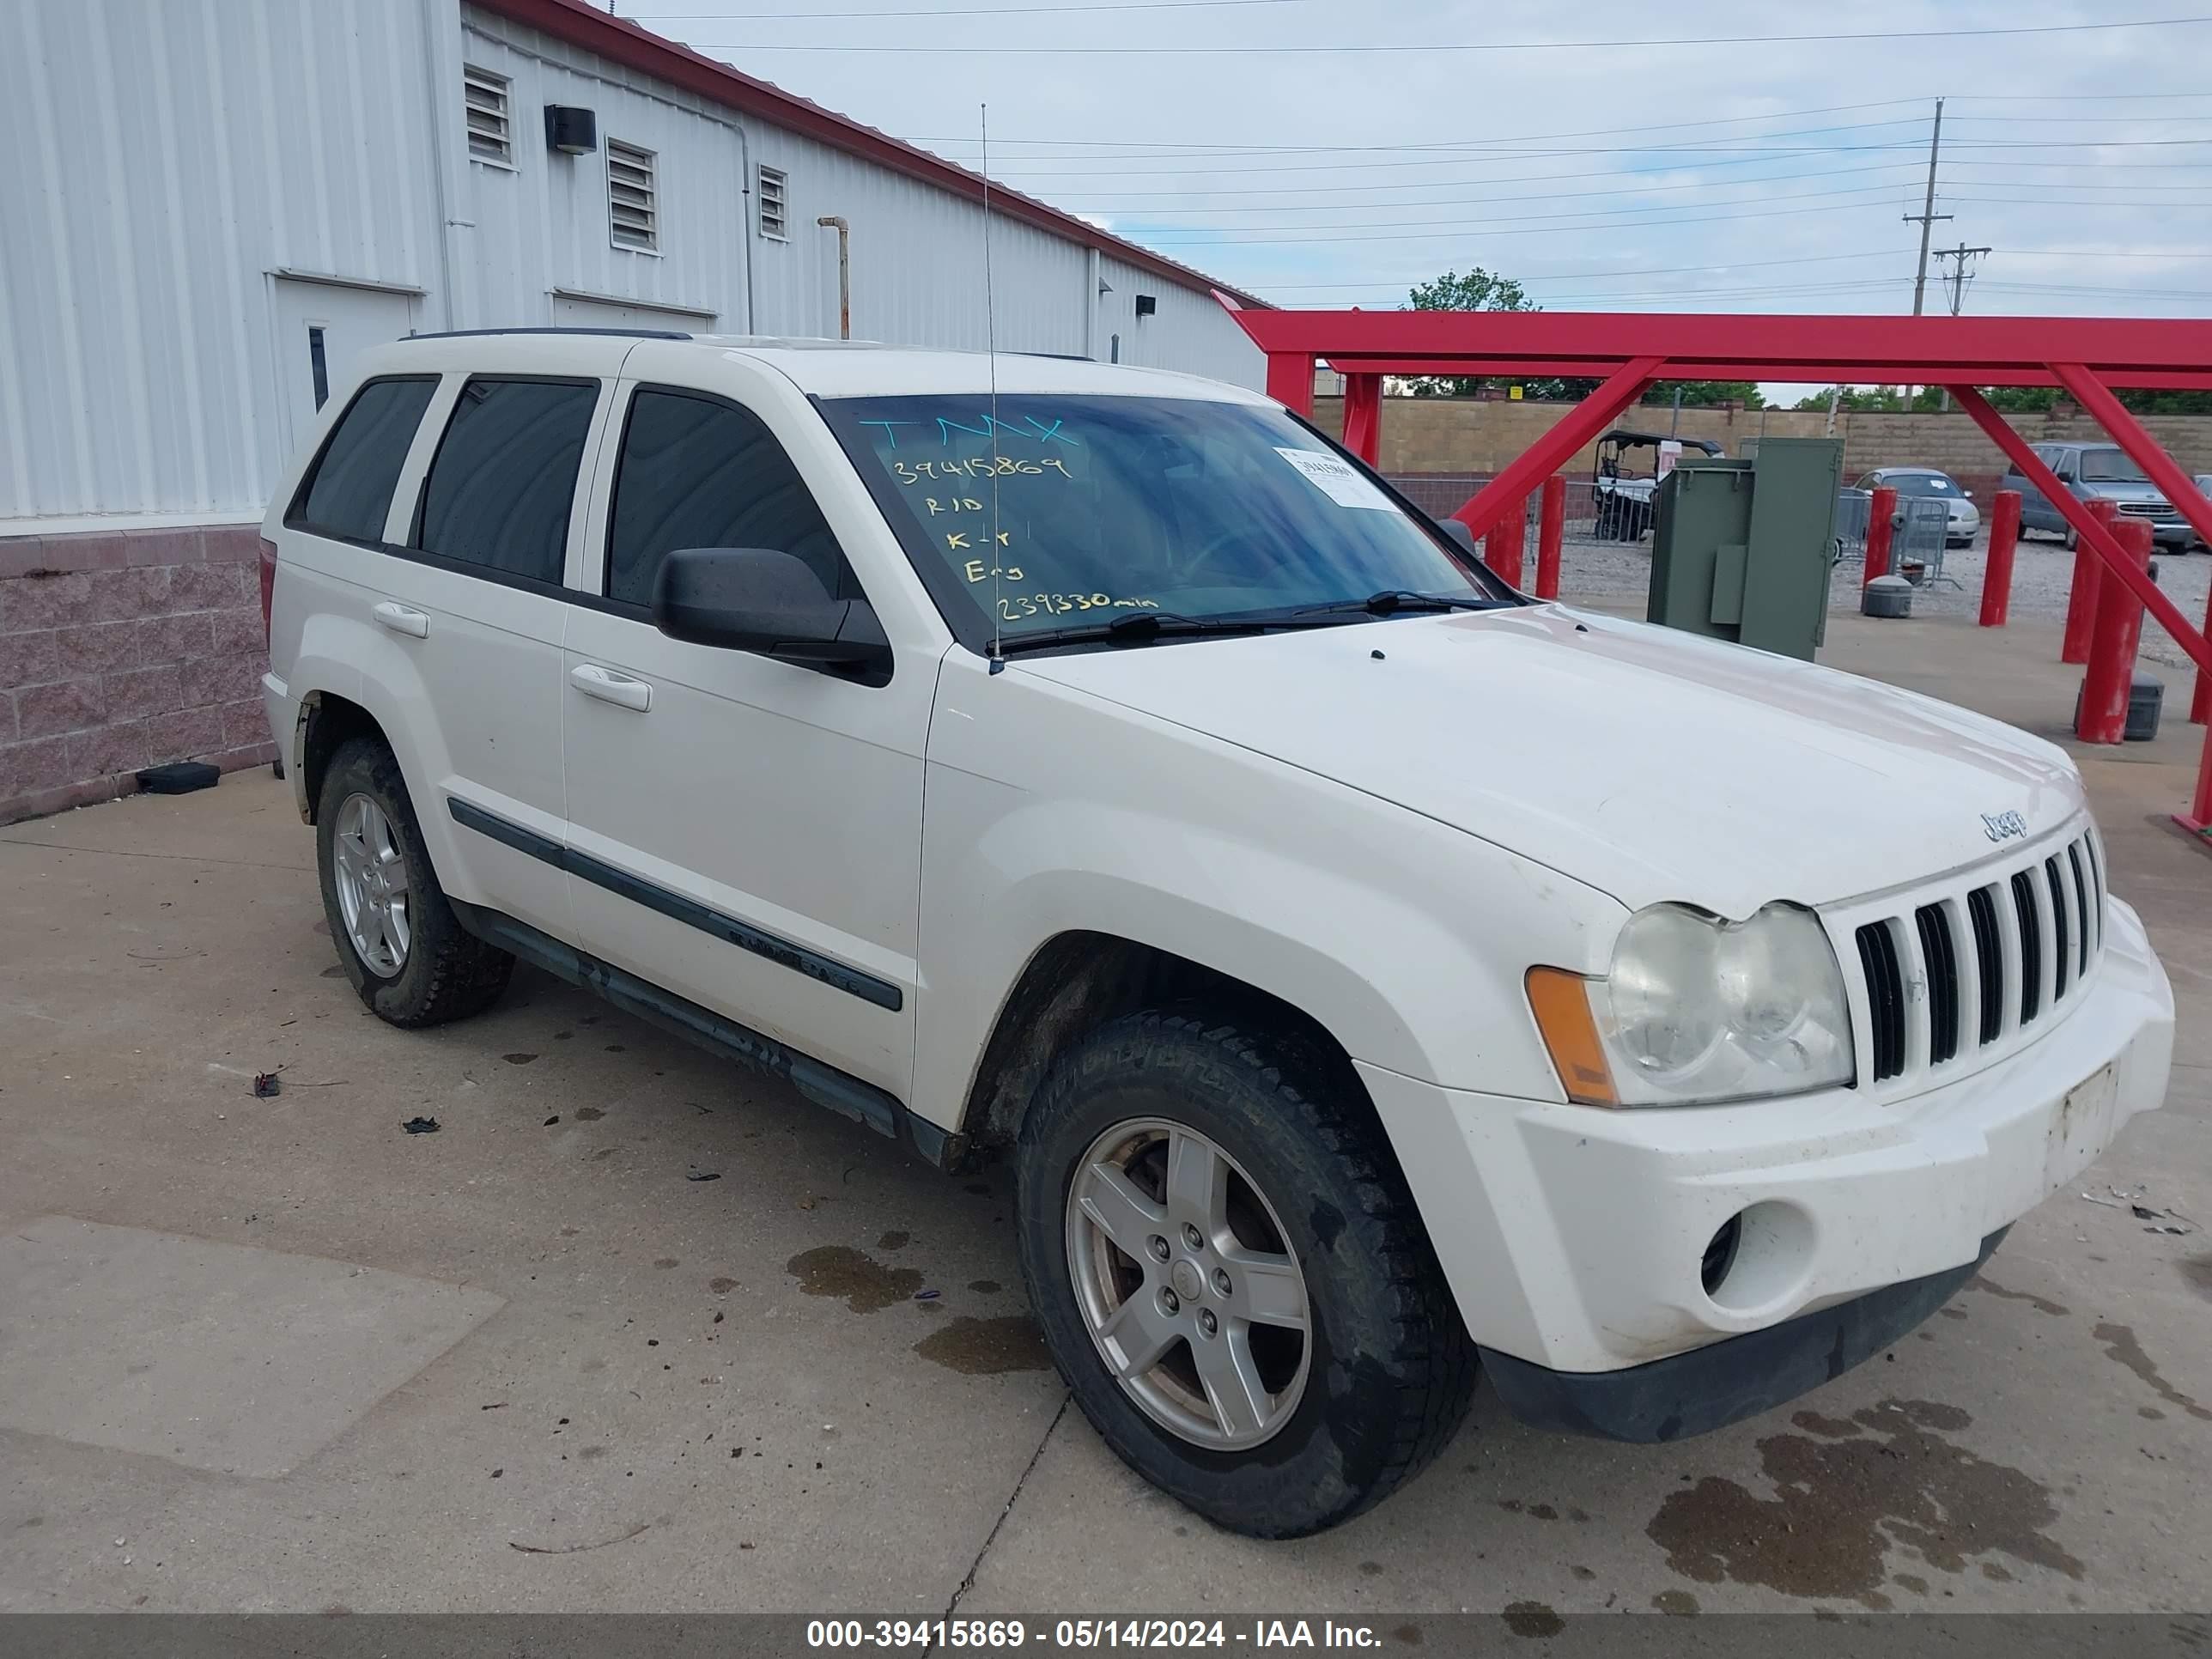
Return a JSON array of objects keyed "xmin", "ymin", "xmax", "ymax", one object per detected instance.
[
  {"xmin": 356, "ymin": 330, "xmax": 1270, "ymax": 404},
  {"xmin": 1871, "ymin": 466, "xmax": 1951, "ymax": 477}
]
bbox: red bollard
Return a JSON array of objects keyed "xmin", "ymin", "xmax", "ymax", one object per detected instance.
[
  {"xmin": 1486, "ymin": 494, "xmax": 1528, "ymax": 587},
  {"xmin": 2076, "ymin": 519, "xmax": 2152, "ymax": 744},
  {"xmin": 2061, "ymin": 498, "xmax": 2118, "ymax": 665},
  {"xmin": 1979, "ymin": 490, "xmax": 2021, "ymax": 628},
  {"xmin": 1535, "ymin": 475, "xmax": 1565, "ymax": 600},
  {"xmin": 1864, "ymin": 486, "xmax": 1898, "ymax": 583}
]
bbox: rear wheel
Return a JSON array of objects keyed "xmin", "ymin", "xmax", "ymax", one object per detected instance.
[
  {"xmin": 316, "ymin": 738, "xmax": 513, "ymax": 1027},
  {"xmin": 1015, "ymin": 1012, "xmax": 1474, "ymax": 1538}
]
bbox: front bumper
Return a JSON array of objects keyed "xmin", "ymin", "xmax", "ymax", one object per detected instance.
[
  {"xmin": 1358, "ymin": 896, "xmax": 2172, "ymax": 1408},
  {"xmin": 1480, "ymin": 1228, "xmax": 2006, "ymax": 1442}
]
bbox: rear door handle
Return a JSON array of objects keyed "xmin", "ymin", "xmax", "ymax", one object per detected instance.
[
  {"xmin": 371, "ymin": 601, "xmax": 429, "ymax": 639},
  {"xmin": 569, "ymin": 663, "xmax": 653, "ymax": 713}
]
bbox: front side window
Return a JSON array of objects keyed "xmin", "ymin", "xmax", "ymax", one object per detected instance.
[
  {"xmin": 291, "ymin": 376, "xmax": 438, "ymax": 544},
  {"xmin": 415, "ymin": 378, "xmax": 599, "ymax": 584},
  {"xmin": 818, "ymin": 393, "xmax": 1498, "ymax": 648},
  {"xmin": 605, "ymin": 387, "xmax": 854, "ymax": 608}
]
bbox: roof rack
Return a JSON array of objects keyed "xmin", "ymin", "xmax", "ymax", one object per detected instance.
[{"xmin": 404, "ymin": 325, "xmax": 692, "ymax": 341}]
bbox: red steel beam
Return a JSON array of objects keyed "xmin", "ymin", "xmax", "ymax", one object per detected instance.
[
  {"xmin": 1266, "ymin": 352, "xmax": 1316, "ymax": 417},
  {"xmin": 1948, "ymin": 386, "xmax": 2209, "ymax": 675},
  {"xmin": 1228, "ymin": 309, "xmax": 2212, "ymax": 380},
  {"xmin": 1449, "ymin": 358, "xmax": 1662, "ymax": 538},
  {"xmin": 1342, "ymin": 374, "xmax": 1382, "ymax": 467},
  {"xmin": 2051, "ymin": 364, "xmax": 2212, "ymax": 555},
  {"xmin": 1315, "ymin": 359, "xmax": 2212, "ymax": 392}
]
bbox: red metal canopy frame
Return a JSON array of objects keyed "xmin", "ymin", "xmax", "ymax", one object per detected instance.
[{"xmin": 1216, "ymin": 301, "xmax": 2212, "ymax": 837}]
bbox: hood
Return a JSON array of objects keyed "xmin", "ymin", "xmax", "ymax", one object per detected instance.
[
  {"xmin": 1015, "ymin": 606, "xmax": 2084, "ymax": 916},
  {"xmin": 1944, "ymin": 496, "xmax": 1978, "ymax": 519},
  {"xmin": 2082, "ymin": 478, "xmax": 2168, "ymax": 507}
]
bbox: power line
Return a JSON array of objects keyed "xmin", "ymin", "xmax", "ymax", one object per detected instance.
[
  {"xmin": 1115, "ymin": 181, "xmax": 1915, "ymax": 239},
  {"xmin": 681, "ymin": 12, "xmax": 2212, "ymax": 51},
  {"xmin": 1075, "ymin": 164, "xmax": 1929, "ymax": 215},
  {"xmin": 1135, "ymin": 198, "xmax": 1903, "ymax": 245},
  {"xmin": 628, "ymin": 0, "xmax": 1296, "ymax": 14}
]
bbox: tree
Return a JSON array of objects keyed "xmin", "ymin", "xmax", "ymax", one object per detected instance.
[
  {"xmin": 1401, "ymin": 269, "xmax": 1565, "ymax": 398},
  {"xmin": 1645, "ymin": 381, "xmax": 1765, "ymax": 411}
]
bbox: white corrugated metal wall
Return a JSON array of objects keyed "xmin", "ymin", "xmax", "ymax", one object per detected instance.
[
  {"xmin": 0, "ymin": 0, "xmax": 1262, "ymax": 531},
  {"xmin": 0, "ymin": 0, "xmax": 443, "ymax": 528}
]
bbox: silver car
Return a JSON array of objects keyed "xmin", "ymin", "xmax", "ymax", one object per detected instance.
[
  {"xmin": 1855, "ymin": 466, "xmax": 1979, "ymax": 548},
  {"xmin": 2002, "ymin": 442, "xmax": 2193, "ymax": 550}
]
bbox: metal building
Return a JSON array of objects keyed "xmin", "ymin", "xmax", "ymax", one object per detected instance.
[{"xmin": 0, "ymin": 0, "xmax": 1265, "ymax": 823}]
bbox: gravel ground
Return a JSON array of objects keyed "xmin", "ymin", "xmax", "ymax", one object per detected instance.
[{"xmin": 1554, "ymin": 522, "xmax": 2212, "ymax": 673}]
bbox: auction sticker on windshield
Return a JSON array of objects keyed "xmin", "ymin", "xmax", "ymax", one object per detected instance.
[{"xmin": 1274, "ymin": 447, "xmax": 1395, "ymax": 511}]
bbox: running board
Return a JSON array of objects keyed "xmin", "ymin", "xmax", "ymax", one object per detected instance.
[{"xmin": 447, "ymin": 899, "xmax": 964, "ymax": 1172}]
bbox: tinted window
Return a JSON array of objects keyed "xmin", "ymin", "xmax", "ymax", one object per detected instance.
[
  {"xmin": 294, "ymin": 377, "xmax": 437, "ymax": 543},
  {"xmin": 605, "ymin": 388, "xmax": 854, "ymax": 607},
  {"xmin": 416, "ymin": 378, "xmax": 599, "ymax": 583}
]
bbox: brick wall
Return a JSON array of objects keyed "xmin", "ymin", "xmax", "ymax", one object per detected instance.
[{"xmin": 0, "ymin": 525, "xmax": 275, "ymax": 825}]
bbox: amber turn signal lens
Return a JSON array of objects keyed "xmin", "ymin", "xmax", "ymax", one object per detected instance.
[{"xmin": 1525, "ymin": 966, "xmax": 1619, "ymax": 1107}]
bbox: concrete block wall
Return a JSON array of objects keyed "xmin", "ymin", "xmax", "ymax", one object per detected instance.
[
  {"xmin": 0, "ymin": 525, "xmax": 275, "ymax": 825},
  {"xmin": 1314, "ymin": 396, "xmax": 2212, "ymax": 508}
]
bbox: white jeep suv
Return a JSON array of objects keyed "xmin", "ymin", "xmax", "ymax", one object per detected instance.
[{"xmin": 261, "ymin": 330, "xmax": 2173, "ymax": 1537}]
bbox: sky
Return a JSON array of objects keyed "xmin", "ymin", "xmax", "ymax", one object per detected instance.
[{"xmin": 615, "ymin": 0, "xmax": 2212, "ymax": 396}]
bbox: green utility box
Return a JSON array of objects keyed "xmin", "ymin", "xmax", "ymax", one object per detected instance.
[{"xmin": 1646, "ymin": 437, "xmax": 1843, "ymax": 659}]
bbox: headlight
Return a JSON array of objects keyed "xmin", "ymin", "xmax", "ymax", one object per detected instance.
[{"xmin": 1527, "ymin": 902, "xmax": 1855, "ymax": 1107}]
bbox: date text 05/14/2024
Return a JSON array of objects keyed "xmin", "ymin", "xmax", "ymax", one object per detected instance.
[{"xmin": 805, "ymin": 1618, "xmax": 1383, "ymax": 1649}]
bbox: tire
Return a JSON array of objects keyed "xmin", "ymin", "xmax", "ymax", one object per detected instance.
[
  {"xmin": 1015, "ymin": 1011, "xmax": 1475, "ymax": 1538},
  {"xmin": 315, "ymin": 737, "xmax": 513, "ymax": 1027}
]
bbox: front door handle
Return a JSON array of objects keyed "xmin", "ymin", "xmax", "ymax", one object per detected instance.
[
  {"xmin": 372, "ymin": 601, "xmax": 429, "ymax": 638},
  {"xmin": 569, "ymin": 663, "xmax": 653, "ymax": 713}
]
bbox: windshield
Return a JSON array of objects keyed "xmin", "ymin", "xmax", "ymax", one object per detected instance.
[
  {"xmin": 1883, "ymin": 473, "xmax": 1956, "ymax": 497},
  {"xmin": 818, "ymin": 393, "xmax": 1499, "ymax": 647},
  {"xmin": 2080, "ymin": 449, "xmax": 2148, "ymax": 483}
]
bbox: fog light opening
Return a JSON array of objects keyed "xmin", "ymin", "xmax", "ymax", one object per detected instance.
[{"xmin": 1700, "ymin": 1213, "xmax": 1744, "ymax": 1297}]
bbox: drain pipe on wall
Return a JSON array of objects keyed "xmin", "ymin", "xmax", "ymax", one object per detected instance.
[{"xmin": 817, "ymin": 216, "xmax": 851, "ymax": 339}]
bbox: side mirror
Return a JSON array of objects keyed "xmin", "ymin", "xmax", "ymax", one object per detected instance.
[
  {"xmin": 653, "ymin": 547, "xmax": 890, "ymax": 676},
  {"xmin": 1435, "ymin": 517, "xmax": 1480, "ymax": 558},
  {"xmin": 1964, "ymin": 489, "xmax": 1975, "ymax": 500}
]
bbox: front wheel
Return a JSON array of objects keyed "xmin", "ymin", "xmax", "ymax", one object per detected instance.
[{"xmin": 1015, "ymin": 1012, "xmax": 1474, "ymax": 1537}]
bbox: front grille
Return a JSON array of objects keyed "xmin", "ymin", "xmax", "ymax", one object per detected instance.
[
  {"xmin": 1916, "ymin": 904, "xmax": 1960, "ymax": 1064},
  {"xmin": 2012, "ymin": 869, "xmax": 2043, "ymax": 1024},
  {"xmin": 1843, "ymin": 825, "xmax": 2104, "ymax": 1092},
  {"xmin": 2117, "ymin": 500, "xmax": 2174, "ymax": 519},
  {"xmin": 1856, "ymin": 921, "xmax": 1907, "ymax": 1082}
]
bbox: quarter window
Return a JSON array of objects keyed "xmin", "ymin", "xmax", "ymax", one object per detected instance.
[
  {"xmin": 291, "ymin": 376, "xmax": 438, "ymax": 544},
  {"xmin": 605, "ymin": 387, "xmax": 853, "ymax": 609},
  {"xmin": 415, "ymin": 378, "xmax": 599, "ymax": 585}
]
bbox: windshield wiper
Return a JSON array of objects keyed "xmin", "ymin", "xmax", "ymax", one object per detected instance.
[
  {"xmin": 1293, "ymin": 589, "xmax": 1516, "ymax": 618},
  {"xmin": 993, "ymin": 611, "xmax": 1324, "ymax": 656}
]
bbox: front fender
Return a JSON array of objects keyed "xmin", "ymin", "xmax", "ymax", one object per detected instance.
[{"xmin": 909, "ymin": 653, "xmax": 1626, "ymax": 1130}]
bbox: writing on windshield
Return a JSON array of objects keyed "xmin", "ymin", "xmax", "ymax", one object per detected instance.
[{"xmin": 820, "ymin": 393, "xmax": 1485, "ymax": 647}]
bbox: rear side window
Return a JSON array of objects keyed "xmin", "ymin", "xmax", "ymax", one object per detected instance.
[
  {"xmin": 415, "ymin": 378, "xmax": 599, "ymax": 584},
  {"xmin": 293, "ymin": 376, "xmax": 438, "ymax": 544},
  {"xmin": 605, "ymin": 387, "xmax": 854, "ymax": 608}
]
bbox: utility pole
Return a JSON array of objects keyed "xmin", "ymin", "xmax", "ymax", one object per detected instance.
[
  {"xmin": 1929, "ymin": 243, "xmax": 1990, "ymax": 410},
  {"xmin": 1934, "ymin": 242, "xmax": 1992, "ymax": 317},
  {"xmin": 1905, "ymin": 98, "xmax": 1951, "ymax": 317}
]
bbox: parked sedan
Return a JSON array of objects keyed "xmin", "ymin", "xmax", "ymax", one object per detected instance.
[{"xmin": 1855, "ymin": 466, "xmax": 1980, "ymax": 548}]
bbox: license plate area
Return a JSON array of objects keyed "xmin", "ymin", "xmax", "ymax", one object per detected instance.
[{"xmin": 2043, "ymin": 1060, "xmax": 2119, "ymax": 1191}]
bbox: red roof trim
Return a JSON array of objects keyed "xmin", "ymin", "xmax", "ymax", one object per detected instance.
[{"xmin": 471, "ymin": 0, "xmax": 1270, "ymax": 311}]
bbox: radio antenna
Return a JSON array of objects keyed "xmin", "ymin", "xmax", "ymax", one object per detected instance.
[{"xmin": 981, "ymin": 101, "xmax": 1006, "ymax": 673}]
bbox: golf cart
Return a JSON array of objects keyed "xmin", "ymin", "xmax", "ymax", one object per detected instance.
[{"xmin": 1591, "ymin": 429, "xmax": 1724, "ymax": 541}]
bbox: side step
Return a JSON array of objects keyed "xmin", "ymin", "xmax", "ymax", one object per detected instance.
[{"xmin": 447, "ymin": 899, "xmax": 964, "ymax": 1172}]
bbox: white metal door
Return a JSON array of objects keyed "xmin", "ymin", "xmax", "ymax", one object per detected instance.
[{"xmin": 271, "ymin": 279, "xmax": 416, "ymax": 461}]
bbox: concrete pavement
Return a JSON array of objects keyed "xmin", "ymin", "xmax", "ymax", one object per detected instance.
[{"xmin": 1, "ymin": 612, "xmax": 2206, "ymax": 1620}]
